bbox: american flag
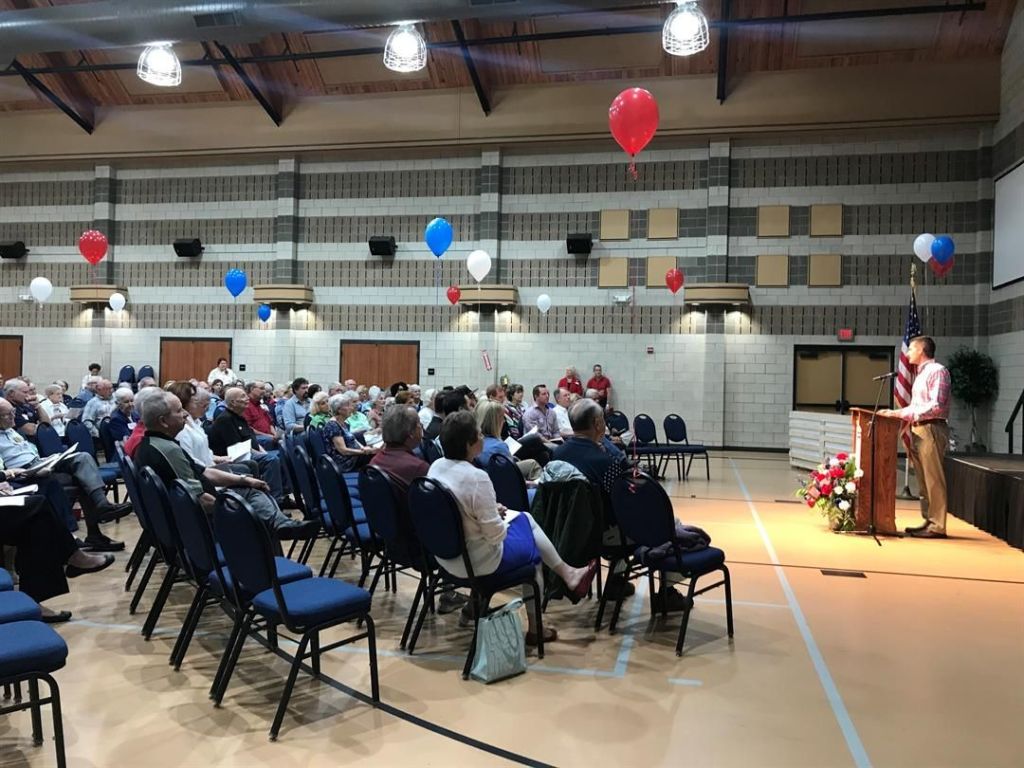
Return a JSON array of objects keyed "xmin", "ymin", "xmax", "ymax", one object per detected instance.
[{"xmin": 894, "ymin": 286, "xmax": 921, "ymax": 450}]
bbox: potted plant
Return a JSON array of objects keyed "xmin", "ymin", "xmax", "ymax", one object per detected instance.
[
  {"xmin": 796, "ymin": 452, "xmax": 863, "ymax": 532},
  {"xmin": 946, "ymin": 348, "xmax": 999, "ymax": 452}
]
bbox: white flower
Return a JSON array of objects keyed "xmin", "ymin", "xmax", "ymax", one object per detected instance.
[
  {"xmin": 833, "ymin": 486, "xmax": 842, "ymax": 496},
  {"xmin": 845, "ymin": 482, "xmax": 856, "ymax": 493},
  {"xmin": 829, "ymin": 458, "xmax": 840, "ymax": 467},
  {"xmin": 853, "ymin": 469, "xmax": 864, "ymax": 479},
  {"xmin": 838, "ymin": 500, "xmax": 851, "ymax": 511}
]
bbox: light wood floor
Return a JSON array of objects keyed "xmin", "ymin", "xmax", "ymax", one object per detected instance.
[{"xmin": 2, "ymin": 453, "xmax": 1022, "ymax": 768}]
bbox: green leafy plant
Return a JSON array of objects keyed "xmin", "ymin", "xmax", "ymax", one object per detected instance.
[{"xmin": 946, "ymin": 348, "xmax": 999, "ymax": 450}]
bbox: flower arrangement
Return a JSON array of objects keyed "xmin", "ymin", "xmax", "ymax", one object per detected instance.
[{"xmin": 796, "ymin": 452, "xmax": 863, "ymax": 532}]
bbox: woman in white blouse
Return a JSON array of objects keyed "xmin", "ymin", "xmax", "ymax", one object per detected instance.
[
  {"xmin": 38, "ymin": 383, "xmax": 70, "ymax": 437},
  {"xmin": 427, "ymin": 411, "xmax": 597, "ymax": 646},
  {"xmin": 206, "ymin": 357, "xmax": 238, "ymax": 386}
]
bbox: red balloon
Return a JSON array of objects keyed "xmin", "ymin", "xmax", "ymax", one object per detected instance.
[
  {"xmin": 446, "ymin": 285, "xmax": 461, "ymax": 305},
  {"xmin": 929, "ymin": 256, "xmax": 955, "ymax": 278},
  {"xmin": 609, "ymin": 88, "xmax": 659, "ymax": 158},
  {"xmin": 78, "ymin": 230, "xmax": 108, "ymax": 266},
  {"xmin": 665, "ymin": 268, "xmax": 684, "ymax": 294}
]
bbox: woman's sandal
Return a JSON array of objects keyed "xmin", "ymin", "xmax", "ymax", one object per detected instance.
[{"xmin": 569, "ymin": 560, "xmax": 599, "ymax": 601}]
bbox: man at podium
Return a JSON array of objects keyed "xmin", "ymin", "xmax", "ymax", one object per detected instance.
[{"xmin": 879, "ymin": 336, "xmax": 951, "ymax": 539}]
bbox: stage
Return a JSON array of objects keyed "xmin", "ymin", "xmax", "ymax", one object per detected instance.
[{"xmin": 946, "ymin": 453, "xmax": 1024, "ymax": 549}]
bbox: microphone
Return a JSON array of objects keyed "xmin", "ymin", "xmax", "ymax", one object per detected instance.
[{"xmin": 872, "ymin": 371, "xmax": 897, "ymax": 381}]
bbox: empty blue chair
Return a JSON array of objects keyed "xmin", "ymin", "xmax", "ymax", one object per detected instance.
[
  {"xmin": 315, "ymin": 456, "xmax": 380, "ymax": 583},
  {"xmin": 0, "ymin": 568, "xmax": 12, "ymax": 591},
  {"xmin": 167, "ymin": 480, "xmax": 311, "ymax": 675},
  {"xmin": 116, "ymin": 365, "xmax": 136, "ymax": 391},
  {"xmin": 137, "ymin": 365, "xmax": 155, "ymax": 382},
  {"xmin": 407, "ymin": 477, "xmax": 545, "ymax": 676},
  {"xmin": 663, "ymin": 414, "xmax": 710, "ymax": 481},
  {"xmin": 34, "ymin": 424, "xmax": 64, "ymax": 457},
  {"xmin": 0, "ymin": 621, "xmax": 68, "ymax": 768},
  {"xmin": 0, "ymin": 592, "xmax": 42, "ymax": 624},
  {"xmin": 213, "ymin": 491, "xmax": 379, "ymax": 741},
  {"xmin": 632, "ymin": 413, "xmax": 674, "ymax": 477},
  {"xmin": 608, "ymin": 472, "xmax": 733, "ymax": 656}
]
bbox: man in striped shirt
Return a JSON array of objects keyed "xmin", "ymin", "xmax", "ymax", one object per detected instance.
[{"xmin": 880, "ymin": 335, "xmax": 951, "ymax": 538}]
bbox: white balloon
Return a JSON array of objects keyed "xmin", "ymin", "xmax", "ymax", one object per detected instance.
[
  {"xmin": 537, "ymin": 293, "xmax": 552, "ymax": 314},
  {"xmin": 108, "ymin": 292, "xmax": 126, "ymax": 312},
  {"xmin": 466, "ymin": 249, "xmax": 491, "ymax": 283},
  {"xmin": 913, "ymin": 233, "xmax": 935, "ymax": 262},
  {"xmin": 29, "ymin": 276, "xmax": 52, "ymax": 303}
]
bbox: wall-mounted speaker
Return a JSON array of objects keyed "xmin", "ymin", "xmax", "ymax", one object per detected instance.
[
  {"xmin": 369, "ymin": 235, "xmax": 397, "ymax": 257},
  {"xmin": 173, "ymin": 238, "xmax": 204, "ymax": 258},
  {"xmin": 566, "ymin": 233, "xmax": 593, "ymax": 256},
  {"xmin": 0, "ymin": 241, "xmax": 28, "ymax": 259}
]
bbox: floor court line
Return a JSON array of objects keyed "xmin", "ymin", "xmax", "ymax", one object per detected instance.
[{"xmin": 729, "ymin": 458, "xmax": 873, "ymax": 768}]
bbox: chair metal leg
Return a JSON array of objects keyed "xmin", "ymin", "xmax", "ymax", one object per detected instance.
[
  {"xmin": 531, "ymin": 579, "xmax": 545, "ymax": 660},
  {"xmin": 364, "ymin": 615, "xmax": 380, "ymax": 704},
  {"xmin": 171, "ymin": 587, "xmax": 208, "ymax": 670},
  {"xmin": 408, "ymin": 572, "xmax": 438, "ymax": 655},
  {"xmin": 285, "ymin": 539, "xmax": 299, "ymax": 560},
  {"xmin": 317, "ymin": 539, "xmax": 338, "ymax": 577},
  {"xmin": 27, "ymin": 678, "xmax": 42, "ymax": 746},
  {"xmin": 722, "ymin": 565, "xmax": 734, "ymax": 638},
  {"xmin": 675, "ymin": 576, "xmax": 700, "ymax": 657},
  {"xmin": 400, "ymin": 574, "xmax": 427, "ymax": 650},
  {"xmin": 129, "ymin": 552, "xmax": 159, "ymax": 614},
  {"xmin": 213, "ymin": 613, "xmax": 252, "ymax": 706},
  {"xmin": 462, "ymin": 593, "xmax": 486, "ymax": 680},
  {"xmin": 365, "ymin": 557, "xmax": 386, "ymax": 595},
  {"xmin": 46, "ymin": 676, "xmax": 66, "ymax": 768},
  {"xmin": 704, "ymin": 454, "xmax": 710, "ymax": 481},
  {"xmin": 142, "ymin": 563, "xmax": 178, "ymax": 640},
  {"xmin": 210, "ymin": 612, "xmax": 244, "ymax": 700},
  {"xmin": 310, "ymin": 633, "xmax": 320, "ymax": 676},
  {"xmin": 269, "ymin": 633, "xmax": 309, "ymax": 741}
]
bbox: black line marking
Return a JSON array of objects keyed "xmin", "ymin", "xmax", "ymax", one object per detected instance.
[{"xmin": 820, "ymin": 569, "xmax": 867, "ymax": 578}]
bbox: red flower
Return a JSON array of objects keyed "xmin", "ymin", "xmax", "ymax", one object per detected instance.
[
  {"xmin": 830, "ymin": 467, "xmax": 844, "ymax": 479},
  {"xmin": 806, "ymin": 498, "xmax": 815, "ymax": 507},
  {"xmin": 820, "ymin": 484, "xmax": 833, "ymax": 496},
  {"xmin": 836, "ymin": 452, "xmax": 849, "ymax": 461}
]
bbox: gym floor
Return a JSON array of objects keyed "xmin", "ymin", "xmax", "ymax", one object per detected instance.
[{"xmin": 2, "ymin": 452, "xmax": 1022, "ymax": 768}]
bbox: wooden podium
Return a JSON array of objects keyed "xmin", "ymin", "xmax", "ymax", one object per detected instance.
[{"xmin": 850, "ymin": 408, "xmax": 902, "ymax": 535}]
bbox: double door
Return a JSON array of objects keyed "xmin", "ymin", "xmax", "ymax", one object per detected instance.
[
  {"xmin": 159, "ymin": 338, "xmax": 233, "ymax": 384},
  {"xmin": 340, "ymin": 341, "xmax": 419, "ymax": 388},
  {"xmin": 794, "ymin": 346, "xmax": 894, "ymax": 414}
]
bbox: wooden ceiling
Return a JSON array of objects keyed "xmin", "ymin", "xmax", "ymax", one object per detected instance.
[{"xmin": 0, "ymin": 0, "xmax": 1017, "ymax": 123}]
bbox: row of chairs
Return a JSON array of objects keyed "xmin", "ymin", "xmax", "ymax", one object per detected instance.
[
  {"xmin": 115, "ymin": 365, "xmax": 155, "ymax": 391},
  {"xmin": 606, "ymin": 411, "xmax": 711, "ymax": 481},
  {"xmin": 0, "ymin": 568, "xmax": 69, "ymax": 767},
  {"xmin": 35, "ymin": 418, "xmax": 123, "ymax": 503}
]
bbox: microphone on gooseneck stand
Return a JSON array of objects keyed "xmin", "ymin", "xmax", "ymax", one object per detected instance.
[{"xmin": 872, "ymin": 371, "xmax": 897, "ymax": 382}]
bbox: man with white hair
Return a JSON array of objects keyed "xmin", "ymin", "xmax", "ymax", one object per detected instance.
[
  {"xmin": 75, "ymin": 374, "xmax": 100, "ymax": 404},
  {"xmin": 328, "ymin": 382, "xmax": 344, "ymax": 397},
  {"xmin": 3, "ymin": 379, "xmax": 42, "ymax": 436},
  {"xmin": 82, "ymin": 379, "xmax": 116, "ymax": 436},
  {"xmin": 409, "ymin": 384, "xmax": 422, "ymax": 409},
  {"xmin": 419, "ymin": 388, "xmax": 437, "ymax": 429},
  {"xmin": 135, "ymin": 391, "xmax": 317, "ymax": 540},
  {"xmin": 209, "ymin": 386, "xmax": 289, "ymax": 504},
  {"xmin": 136, "ymin": 376, "xmax": 157, "ymax": 390}
]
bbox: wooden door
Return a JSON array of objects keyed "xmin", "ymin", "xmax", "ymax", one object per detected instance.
[
  {"xmin": 0, "ymin": 336, "xmax": 22, "ymax": 380},
  {"xmin": 794, "ymin": 350, "xmax": 842, "ymax": 413},
  {"xmin": 844, "ymin": 350, "xmax": 893, "ymax": 409},
  {"xmin": 340, "ymin": 341, "xmax": 419, "ymax": 387},
  {"xmin": 159, "ymin": 338, "xmax": 232, "ymax": 384}
]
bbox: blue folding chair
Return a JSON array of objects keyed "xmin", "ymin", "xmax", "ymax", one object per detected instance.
[
  {"xmin": 305, "ymin": 427, "xmax": 326, "ymax": 464},
  {"xmin": 213, "ymin": 490, "xmax": 379, "ymax": 741},
  {"xmin": 288, "ymin": 442, "xmax": 328, "ymax": 564},
  {"xmin": 0, "ymin": 621, "xmax": 68, "ymax": 768},
  {"xmin": 315, "ymin": 456, "xmax": 381, "ymax": 584},
  {"xmin": 484, "ymin": 453, "xmax": 530, "ymax": 511},
  {"xmin": 607, "ymin": 472, "xmax": 733, "ymax": 656},
  {"xmin": 64, "ymin": 419, "xmax": 122, "ymax": 503},
  {"xmin": 606, "ymin": 410, "xmax": 629, "ymax": 435},
  {"xmin": 407, "ymin": 477, "xmax": 545, "ymax": 676},
  {"xmin": 137, "ymin": 365, "xmax": 155, "ymax": 382},
  {"xmin": 0, "ymin": 567, "xmax": 12, "ymax": 591},
  {"xmin": 34, "ymin": 424, "xmax": 64, "ymax": 457},
  {"xmin": 0, "ymin": 591, "xmax": 42, "ymax": 624},
  {"xmin": 167, "ymin": 480, "xmax": 311, "ymax": 675},
  {"xmin": 632, "ymin": 413, "xmax": 674, "ymax": 477},
  {"xmin": 116, "ymin": 365, "xmax": 136, "ymax": 391},
  {"xmin": 134, "ymin": 466, "xmax": 185, "ymax": 640},
  {"xmin": 663, "ymin": 414, "xmax": 710, "ymax": 480},
  {"xmin": 117, "ymin": 451, "xmax": 155, "ymax": 600}
]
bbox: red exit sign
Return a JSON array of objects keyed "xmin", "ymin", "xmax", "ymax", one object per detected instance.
[{"xmin": 837, "ymin": 328, "xmax": 855, "ymax": 342}]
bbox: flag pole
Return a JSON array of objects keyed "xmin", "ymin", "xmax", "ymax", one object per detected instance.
[{"xmin": 898, "ymin": 262, "xmax": 918, "ymax": 500}]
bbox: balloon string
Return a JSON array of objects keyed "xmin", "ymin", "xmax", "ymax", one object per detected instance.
[{"xmin": 628, "ymin": 160, "xmax": 638, "ymax": 181}]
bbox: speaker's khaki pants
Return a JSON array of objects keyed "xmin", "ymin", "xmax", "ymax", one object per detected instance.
[{"xmin": 909, "ymin": 422, "xmax": 950, "ymax": 533}]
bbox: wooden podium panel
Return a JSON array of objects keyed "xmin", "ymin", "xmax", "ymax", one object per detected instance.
[{"xmin": 850, "ymin": 408, "xmax": 902, "ymax": 535}]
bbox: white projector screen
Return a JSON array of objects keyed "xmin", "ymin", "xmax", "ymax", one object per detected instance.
[{"xmin": 994, "ymin": 162, "xmax": 1024, "ymax": 288}]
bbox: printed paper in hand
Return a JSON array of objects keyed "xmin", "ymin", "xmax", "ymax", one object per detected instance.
[
  {"xmin": 503, "ymin": 436, "xmax": 522, "ymax": 456},
  {"xmin": 226, "ymin": 440, "xmax": 252, "ymax": 462}
]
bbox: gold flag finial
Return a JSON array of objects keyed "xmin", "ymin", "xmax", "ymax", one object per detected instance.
[{"xmin": 910, "ymin": 262, "xmax": 917, "ymax": 291}]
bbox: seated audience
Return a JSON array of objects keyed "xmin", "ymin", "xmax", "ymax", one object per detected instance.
[
  {"xmin": 80, "ymin": 363, "xmax": 102, "ymax": 391},
  {"xmin": 208, "ymin": 387, "xmax": 287, "ymax": 504},
  {"xmin": 282, "ymin": 377, "xmax": 310, "ymax": 433},
  {"xmin": 307, "ymin": 390, "xmax": 332, "ymax": 428},
  {"xmin": 207, "ymin": 357, "xmax": 238, "ymax": 386},
  {"xmin": 394, "ymin": 390, "xmax": 413, "ymax": 406},
  {"xmin": 135, "ymin": 390, "xmax": 315, "ymax": 540},
  {"xmin": 39, "ymin": 383, "xmax": 70, "ymax": 437},
  {"xmin": 522, "ymin": 384, "xmax": 560, "ymax": 442},
  {"xmin": 552, "ymin": 387, "xmax": 574, "ymax": 439},
  {"xmin": 356, "ymin": 385, "xmax": 371, "ymax": 412},
  {"xmin": 0, "ymin": 480, "xmax": 114, "ymax": 621},
  {"xmin": 4, "ymin": 379, "xmax": 42, "ymax": 436},
  {"xmin": 167, "ymin": 383, "xmax": 222, "ymax": 468},
  {"xmin": 409, "ymin": 384, "xmax": 422, "ymax": 409},
  {"xmin": 81, "ymin": 379, "xmax": 116, "ymax": 436},
  {"xmin": 369, "ymin": 405, "xmax": 428, "ymax": 490},
  {"xmin": 205, "ymin": 380, "xmax": 225, "ymax": 421},
  {"xmin": 367, "ymin": 390, "xmax": 387, "ymax": 429},
  {"xmin": 418, "ymin": 388, "xmax": 438, "ymax": 429},
  {"xmin": 344, "ymin": 379, "xmax": 357, "ymax": 392},
  {"xmin": 485, "ymin": 384, "xmax": 506, "ymax": 404},
  {"xmin": 323, "ymin": 393, "xmax": 380, "ymax": 471},
  {"xmin": 503, "ymin": 383, "xmax": 526, "ymax": 439},
  {"xmin": 557, "ymin": 366, "xmax": 584, "ymax": 397},
  {"xmin": 242, "ymin": 380, "xmax": 279, "ymax": 449},
  {"xmin": 327, "ymin": 382, "xmax": 344, "ymax": 397},
  {"xmin": 136, "ymin": 376, "xmax": 158, "ymax": 390},
  {"xmin": 106, "ymin": 387, "xmax": 135, "ymax": 442},
  {"xmin": 57, "ymin": 380, "xmax": 72, "ymax": 406},
  {"xmin": 427, "ymin": 412, "xmax": 598, "ymax": 644},
  {"xmin": 0, "ymin": 398, "xmax": 130, "ymax": 551},
  {"xmin": 346, "ymin": 392, "xmax": 373, "ymax": 434},
  {"xmin": 476, "ymin": 400, "xmax": 541, "ymax": 480},
  {"xmin": 586, "ymin": 364, "xmax": 612, "ymax": 410},
  {"xmin": 74, "ymin": 375, "xmax": 99, "ymax": 404}
]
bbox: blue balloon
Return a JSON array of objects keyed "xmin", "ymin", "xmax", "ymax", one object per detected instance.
[
  {"xmin": 931, "ymin": 235, "xmax": 955, "ymax": 265},
  {"xmin": 257, "ymin": 303, "xmax": 272, "ymax": 322},
  {"xmin": 424, "ymin": 217, "xmax": 453, "ymax": 258},
  {"xmin": 224, "ymin": 268, "xmax": 247, "ymax": 298}
]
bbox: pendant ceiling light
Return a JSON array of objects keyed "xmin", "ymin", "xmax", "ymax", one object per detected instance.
[
  {"xmin": 662, "ymin": 1, "xmax": 710, "ymax": 56},
  {"xmin": 137, "ymin": 43, "xmax": 182, "ymax": 87},
  {"xmin": 383, "ymin": 24, "xmax": 427, "ymax": 73}
]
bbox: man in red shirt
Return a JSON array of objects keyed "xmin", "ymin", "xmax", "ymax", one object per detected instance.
[
  {"xmin": 586, "ymin": 364, "xmax": 612, "ymax": 410},
  {"xmin": 242, "ymin": 380, "xmax": 278, "ymax": 449},
  {"xmin": 557, "ymin": 366, "xmax": 584, "ymax": 397}
]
